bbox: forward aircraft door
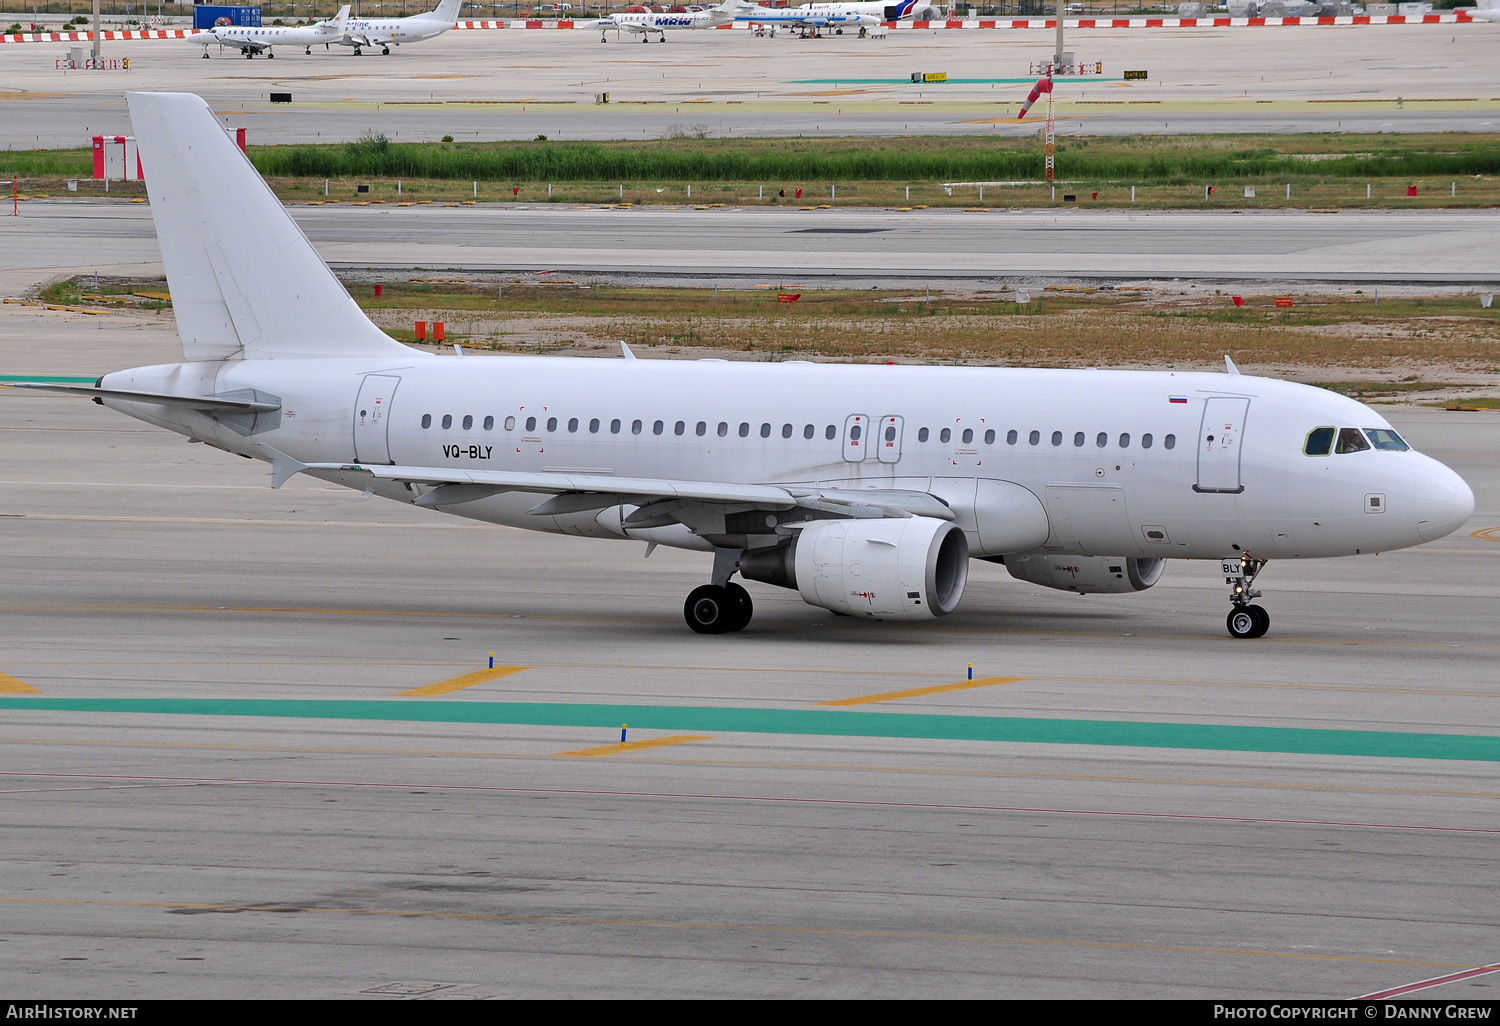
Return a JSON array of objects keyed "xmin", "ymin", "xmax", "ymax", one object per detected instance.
[
  {"xmin": 353, "ymin": 373, "xmax": 400, "ymax": 465},
  {"xmin": 1195, "ymin": 397, "xmax": 1249, "ymax": 493}
]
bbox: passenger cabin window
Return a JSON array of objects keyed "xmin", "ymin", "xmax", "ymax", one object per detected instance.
[
  {"xmin": 738, "ymin": 422, "xmax": 750, "ymax": 438},
  {"xmin": 783, "ymin": 424, "xmax": 794, "ymax": 439},
  {"xmin": 1007, "ymin": 430, "xmax": 1018, "ymax": 445},
  {"xmin": 1141, "ymin": 433, "xmax": 1153, "ymax": 449},
  {"xmin": 1073, "ymin": 432, "xmax": 1085, "ymax": 447},
  {"xmin": 984, "ymin": 429, "xmax": 995, "ymax": 444},
  {"xmin": 589, "ymin": 418, "xmax": 600, "ymax": 433},
  {"xmin": 484, "ymin": 416, "xmax": 495, "ymax": 431},
  {"xmin": 961, "ymin": 428, "xmax": 973, "ymax": 444},
  {"xmin": 675, "ymin": 421, "xmax": 686, "ymax": 436},
  {"xmin": 825, "ymin": 425, "xmax": 836, "ymax": 440},
  {"xmin": 1335, "ymin": 427, "xmax": 1370, "ymax": 454},
  {"xmin": 760, "ymin": 423, "xmax": 772, "ymax": 438},
  {"xmin": 421, "ymin": 414, "xmax": 432, "ymax": 428},
  {"xmin": 547, "ymin": 417, "xmax": 557, "ymax": 432},
  {"xmin": 462, "ymin": 415, "xmax": 473, "ymax": 430},
  {"xmin": 803, "ymin": 424, "xmax": 815, "ymax": 439},
  {"xmin": 1119, "ymin": 433, "xmax": 1130, "ymax": 448},
  {"xmin": 652, "ymin": 420, "xmax": 663, "ymax": 436},
  {"xmin": 632, "ymin": 420, "xmax": 643, "ymax": 435},
  {"xmin": 1051, "ymin": 431, "xmax": 1063, "ymax": 446},
  {"xmin": 505, "ymin": 416, "xmax": 516, "ymax": 431},
  {"xmin": 1029, "ymin": 430, "xmax": 1040, "ymax": 446},
  {"xmin": 1096, "ymin": 432, "xmax": 1108, "ymax": 448},
  {"xmin": 696, "ymin": 421, "xmax": 707, "ymax": 437},
  {"xmin": 611, "ymin": 419, "xmax": 622, "ymax": 434},
  {"xmin": 717, "ymin": 422, "xmax": 728, "ymax": 437},
  {"xmin": 1304, "ymin": 426, "xmax": 1335, "ymax": 456},
  {"xmin": 1365, "ymin": 428, "xmax": 1410, "ymax": 451},
  {"xmin": 568, "ymin": 418, "xmax": 578, "ymax": 432},
  {"xmin": 441, "ymin": 414, "xmax": 453, "ymax": 429},
  {"xmin": 918, "ymin": 427, "xmax": 930, "ymax": 442},
  {"xmin": 1164, "ymin": 434, "xmax": 1176, "ymax": 449},
  {"xmin": 525, "ymin": 416, "xmax": 536, "ymax": 431},
  {"xmin": 939, "ymin": 428, "xmax": 951, "ymax": 443}
]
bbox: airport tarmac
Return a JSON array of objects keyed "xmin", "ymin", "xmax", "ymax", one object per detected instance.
[
  {"xmin": 1, "ymin": 25, "xmax": 1498, "ymax": 147},
  {"xmin": 9, "ymin": 199, "xmax": 1500, "ymax": 284},
  {"xmin": 1, "ymin": 311, "xmax": 1498, "ymax": 998}
]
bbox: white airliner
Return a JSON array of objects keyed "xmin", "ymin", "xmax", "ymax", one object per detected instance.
[
  {"xmin": 593, "ymin": 0, "xmax": 745, "ymax": 41},
  {"xmin": 739, "ymin": 0, "xmax": 935, "ymax": 30},
  {"xmin": 336, "ymin": 0, "xmax": 461, "ymax": 55},
  {"xmin": 11, "ymin": 93, "xmax": 1476, "ymax": 639},
  {"xmin": 189, "ymin": 5, "xmax": 350, "ymax": 59}
]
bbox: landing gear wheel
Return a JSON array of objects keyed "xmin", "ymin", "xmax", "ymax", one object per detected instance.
[
  {"xmin": 267, "ymin": 51, "xmax": 275, "ymax": 58},
  {"xmin": 382, "ymin": 46, "xmax": 390, "ymax": 55},
  {"xmin": 685, "ymin": 585, "xmax": 732, "ymax": 635},
  {"xmin": 722, "ymin": 582, "xmax": 753, "ymax": 633},
  {"xmin": 1227, "ymin": 605, "xmax": 1270, "ymax": 639}
]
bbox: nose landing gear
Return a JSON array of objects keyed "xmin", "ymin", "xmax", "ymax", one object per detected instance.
[{"xmin": 1223, "ymin": 554, "xmax": 1270, "ymax": 639}]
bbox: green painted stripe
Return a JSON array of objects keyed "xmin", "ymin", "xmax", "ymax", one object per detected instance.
[
  {"xmin": 2, "ymin": 698, "xmax": 1497, "ymax": 762},
  {"xmin": 1, "ymin": 375, "xmax": 97, "ymax": 383}
]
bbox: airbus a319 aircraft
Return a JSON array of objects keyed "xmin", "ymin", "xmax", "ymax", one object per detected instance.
[
  {"xmin": 188, "ymin": 4, "xmax": 350, "ymax": 58},
  {"xmin": 12, "ymin": 93, "xmax": 1476, "ymax": 638},
  {"xmin": 738, "ymin": 0, "xmax": 934, "ymax": 33}
]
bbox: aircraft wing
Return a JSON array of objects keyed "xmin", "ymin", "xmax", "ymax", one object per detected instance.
[
  {"xmin": 216, "ymin": 33, "xmax": 271, "ymax": 50},
  {"xmin": 266, "ymin": 450, "xmax": 954, "ymax": 523}
]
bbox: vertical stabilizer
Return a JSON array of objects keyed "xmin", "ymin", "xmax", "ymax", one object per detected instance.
[
  {"xmin": 432, "ymin": 0, "xmax": 462, "ymax": 24},
  {"xmin": 127, "ymin": 92, "xmax": 413, "ymax": 362}
]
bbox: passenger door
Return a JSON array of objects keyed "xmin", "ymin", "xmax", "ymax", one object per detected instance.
[
  {"xmin": 353, "ymin": 373, "xmax": 400, "ymax": 465},
  {"xmin": 1195, "ymin": 397, "xmax": 1249, "ymax": 493}
]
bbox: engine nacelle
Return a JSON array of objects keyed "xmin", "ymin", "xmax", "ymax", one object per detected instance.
[
  {"xmin": 1002, "ymin": 554, "xmax": 1165, "ymax": 595},
  {"xmin": 740, "ymin": 516, "xmax": 969, "ymax": 620}
]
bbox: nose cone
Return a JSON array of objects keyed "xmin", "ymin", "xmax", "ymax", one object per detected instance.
[{"xmin": 1415, "ymin": 464, "xmax": 1475, "ymax": 542}]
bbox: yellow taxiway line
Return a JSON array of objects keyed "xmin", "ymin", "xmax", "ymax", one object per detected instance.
[
  {"xmin": 0, "ymin": 671, "xmax": 41, "ymax": 694},
  {"xmin": 558, "ymin": 736, "xmax": 714, "ymax": 758},
  {"xmin": 399, "ymin": 665, "xmax": 530, "ymax": 697},
  {"xmin": 820, "ymin": 677, "xmax": 1028, "ymax": 707}
]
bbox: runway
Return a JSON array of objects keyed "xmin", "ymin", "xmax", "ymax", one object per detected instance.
[
  {"xmin": 1, "ymin": 319, "xmax": 1497, "ymax": 997},
  {"xmin": 10, "ymin": 199, "xmax": 1500, "ymax": 282},
  {"xmin": 2, "ymin": 25, "xmax": 1498, "ymax": 147}
]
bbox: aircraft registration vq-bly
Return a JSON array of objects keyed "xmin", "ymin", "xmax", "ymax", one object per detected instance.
[{"xmin": 13, "ymin": 93, "xmax": 1476, "ymax": 637}]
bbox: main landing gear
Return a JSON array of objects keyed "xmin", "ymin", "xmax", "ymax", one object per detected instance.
[
  {"xmin": 683, "ymin": 549, "xmax": 752, "ymax": 634},
  {"xmin": 1223, "ymin": 553, "xmax": 1270, "ymax": 639}
]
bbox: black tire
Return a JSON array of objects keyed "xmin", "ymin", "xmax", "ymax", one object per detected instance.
[
  {"xmin": 722, "ymin": 583, "xmax": 753, "ymax": 633},
  {"xmin": 685, "ymin": 585, "xmax": 730, "ymax": 635},
  {"xmin": 1227, "ymin": 607, "xmax": 1259, "ymax": 639},
  {"xmin": 1246, "ymin": 604, "xmax": 1270, "ymax": 639}
]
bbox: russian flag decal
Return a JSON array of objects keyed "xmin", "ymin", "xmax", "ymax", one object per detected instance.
[{"xmin": 1168, "ymin": 396, "xmax": 1188, "ymax": 404}]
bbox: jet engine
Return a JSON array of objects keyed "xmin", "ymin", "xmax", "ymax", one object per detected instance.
[
  {"xmin": 740, "ymin": 516, "xmax": 969, "ymax": 620},
  {"xmin": 1000, "ymin": 554, "xmax": 1165, "ymax": 595}
]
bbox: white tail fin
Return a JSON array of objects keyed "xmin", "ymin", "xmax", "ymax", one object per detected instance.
[
  {"xmin": 432, "ymin": 0, "xmax": 463, "ymax": 24},
  {"xmin": 127, "ymin": 92, "xmax": 411, "ymax": 362}
]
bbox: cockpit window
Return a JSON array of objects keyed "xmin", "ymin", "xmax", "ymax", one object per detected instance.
[
  {"xmin": 1335, "ymin": 427, "xmax": 1371, "ymax": 454},
  {"xmin": 1303, "ymin": 426, "xmax": 1335, "ymax": 456},
  {"xmin": 1364, "ymin": 428, "xmax": 1410, "ymax": 452}
]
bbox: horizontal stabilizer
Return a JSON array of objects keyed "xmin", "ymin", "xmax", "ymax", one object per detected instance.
[{"xmin": 6, "ymin": 382, "xmax": 279, "ymax": 412}]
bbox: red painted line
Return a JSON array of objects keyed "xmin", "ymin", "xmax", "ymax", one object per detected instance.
[
  {"xmin": 1357, "ymin": 963, "xmax": 1500, "ymax": 1000},
  {"xmin": 2, "ymin": 771, "xmax": 1498, "ymax": 834}
]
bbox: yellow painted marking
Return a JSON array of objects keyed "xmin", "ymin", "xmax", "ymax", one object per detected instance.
[
  {"xmin": 820, "ymin": 677, "xmax": 1027, "ymax": 707},
  {"xmin": 0, "ymin": 671, "xmax": 40, "ymax": 694},
  {"xmin": 558, "ymin": 735, "xmax": 713, "ymax": 758},
  {"xmin": 399, "ymin": 665, "xmax": 529, "ymax": 697},
  {"xmin": 1472, "ymin": 527, "xmax": 1500, "ymax": 543}
]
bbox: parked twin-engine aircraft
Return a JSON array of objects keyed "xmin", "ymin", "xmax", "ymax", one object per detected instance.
[
  {"xmin": 738, "ymin": 0, "xmax": 933, "ymax": 32},
  {"xmin": 11, "ymin": 93, "xmax": 1476, "ymax": 638},
  {"xmin": 334, "ymin": 0, "xmax": 462, "ymax": 54},
  {"xmin": 188, "ymin": 4, "xmax": 350, "ymax": 58},
  {"xmin": 593, "ymin": 0, "xmax": 746, "ymax": 41}
]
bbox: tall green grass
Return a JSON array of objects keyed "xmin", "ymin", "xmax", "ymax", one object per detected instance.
[{"xmin": 250, "ymin": 134, "xmax": 1500, "ymax": 184}]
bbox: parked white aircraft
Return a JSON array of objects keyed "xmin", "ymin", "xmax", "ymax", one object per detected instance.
[
  {"xmin": 593, "ymin": 0, "xmax": 746, "ymax": 41},
  {"xmin": 188, "ymin": 5, "xmax": 350, "ymax": 58},
  {"xmin": 11, "ymin": 93, "xmax": 1476, "ymax": 638},
  {"xmin": 735, "ymin": 5, "xmax": 881, "ymax": 35},
  {"xmin": 336, "ymin": 0, "xmax": 462, "ymax": 55}
]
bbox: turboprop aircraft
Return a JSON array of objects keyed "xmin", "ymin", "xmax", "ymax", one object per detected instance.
[
  {"xmin": 593, "ymin": 0, "xmax": 746, "ymax": 41},
  {"xmin": 336, "ymin": 0, "xmax": 461, "ymax": 55},
  {"xmin": 9, "ymin": 93, "xmax": 1476, "ymax": 638},
  {"xmin": 188, "ymin": 4, "xmax": 350, "ymax": 58},
  {"xmin": 737, "ymin": 0, "xmax": 933, "ymax": 36}
]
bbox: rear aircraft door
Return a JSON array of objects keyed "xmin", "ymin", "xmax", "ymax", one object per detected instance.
[
  {"xmin": 842, "ymin": 414, "xmax": 869, "ymax": 462},
  {"xmin": 1195, "ymin": 396, "xmax": 1249, "ymax": 493},
  {"xmin": 876, "ymin": 415, "xmax": 904, "ymax": 464},
  {"xmin": 353, "ymin": 373, "xmax": 401, "ymax": 465}
]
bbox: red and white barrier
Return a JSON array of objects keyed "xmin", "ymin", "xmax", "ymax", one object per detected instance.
[{"xmin": 0, "ymin": 12, "xmax": 1476, "ymax": 43}]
